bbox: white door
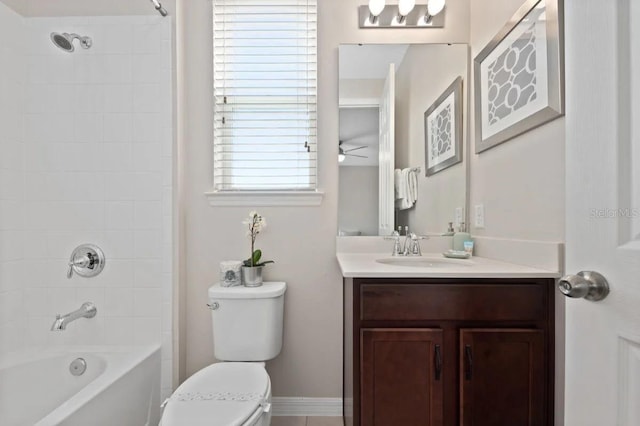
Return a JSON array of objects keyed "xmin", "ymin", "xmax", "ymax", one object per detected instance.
[
  {"xmin": 565, "ymin": 1, "xmax": 640, "ymax": 425},
  {"xmin": 378, "ymin": 64, "xmax": 395, "ymax": 235}
]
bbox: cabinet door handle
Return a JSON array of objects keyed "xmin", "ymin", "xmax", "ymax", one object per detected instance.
[
  {"xmin": 434, "ymin": 344, "xmax": 442, "ymax": 380},
  {"xmin": 464, "ymin": 345, "xmax": 473, "ymax": 380}
]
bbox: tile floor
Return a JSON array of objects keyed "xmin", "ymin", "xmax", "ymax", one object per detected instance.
[{"xmin": 271, "ymin": 417, "xmax": 343, "ymax": 426}]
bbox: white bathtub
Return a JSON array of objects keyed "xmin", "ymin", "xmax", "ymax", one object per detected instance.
[{"xmin": 0, "ymin": 345, "xmax": 161, "ymax": 426}]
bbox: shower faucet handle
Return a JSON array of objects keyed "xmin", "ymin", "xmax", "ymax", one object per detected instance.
[{"xmin": 67, "ymin": 244, "xmax": 106, "ymax": 279}]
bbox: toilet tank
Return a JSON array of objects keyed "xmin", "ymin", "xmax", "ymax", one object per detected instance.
[{"xmin": 208, "ymin": 282, "xmax": 286, "ymax": 361}]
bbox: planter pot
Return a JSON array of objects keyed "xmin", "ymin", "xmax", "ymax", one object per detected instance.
[{"xmin": 242, "ymin": 266, "xmax": 263, "ymax": 287}]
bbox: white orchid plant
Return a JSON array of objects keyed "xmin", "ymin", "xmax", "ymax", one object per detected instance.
[{"xmin": 242, "ymin": 211, "xmax": 274, "ymax": 268}]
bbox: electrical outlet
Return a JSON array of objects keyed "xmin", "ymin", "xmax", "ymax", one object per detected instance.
[
  {"xmin": 474, "ymin": 204, "xmax": 485, "ymax": 229},
  {"xmin": 454, "ymin": 207, "xmax": 464, "ymax": 226}
]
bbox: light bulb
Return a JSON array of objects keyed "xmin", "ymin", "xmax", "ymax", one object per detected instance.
[
  {"xmin": 338, "ymin": 153, "xmax": 346, "ymax": 162},
  {"xmin": 427, "ymin": 0, "xmax": 445, "ymax": 16},
  {"xmin": 398, "ymin": 0, "xmax": 415, "ymax": 16},
  {"xmin": 369, "ymin": 0, "xmax": 385, "ymax": 16}
]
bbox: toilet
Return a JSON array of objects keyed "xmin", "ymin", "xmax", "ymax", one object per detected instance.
[{"xmin": 160, "ymin": 282, "xmax": 287, "ymax": 426}]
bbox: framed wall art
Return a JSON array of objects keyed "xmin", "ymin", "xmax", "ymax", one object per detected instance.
[
  {"xmin": 424, "ymin": 76, "xmax": 463, "ymax": 176},
  {"xmin": 474, "ymin": 0, "xmax": 564, "ymax": 153}
]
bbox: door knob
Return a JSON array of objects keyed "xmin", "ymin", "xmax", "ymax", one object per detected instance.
[{"xmin": 558, "ymin": 271, "xmax": 610, "ymax": 301}]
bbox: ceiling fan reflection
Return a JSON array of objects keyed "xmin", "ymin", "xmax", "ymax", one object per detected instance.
[{"xmin": 339, "ymin": 141, "xmax": 368, "ymax": 162}]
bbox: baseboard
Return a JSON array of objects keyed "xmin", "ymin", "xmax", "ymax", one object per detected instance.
[{"xmin": 271, "ymin": 397, "xmax": 343, "ymax": 416}]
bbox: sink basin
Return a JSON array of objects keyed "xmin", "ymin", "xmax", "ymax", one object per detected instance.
[{"xmin": 376, "ymin": 257, "xmax": 474, "ymax": 268}]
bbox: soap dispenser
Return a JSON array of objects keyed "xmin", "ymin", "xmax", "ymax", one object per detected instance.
[
  {"xmin": 443, "ymin": 222, "xmax": 455, "ymax": 236},
  {"xmin": 452, "ymin": 222, "xmax": 471, "ymax": 251}
]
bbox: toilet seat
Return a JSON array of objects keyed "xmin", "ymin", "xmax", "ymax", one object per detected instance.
[{"xmin": 160, "ymin": 362, "xmax": 271, "ymax": 426}]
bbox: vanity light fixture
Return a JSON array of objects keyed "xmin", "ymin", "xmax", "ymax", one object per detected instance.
[
  {"xmin": 397, "ymin": 0, "xmax": 415, "ymax": 24},
  {"xmin": 424, "ymin": 0, "xmax": 445, "ymax": 24},
  {"xmin": 359, "ymin": 0, "xmax": 446, "ymax": 28},
  {"xmin": 338, "ymin": 153, "xmax": 346, "ymax": 162},
  {"xmin": 368, "ymin": 0, "xmax": 385, "ymax": 24}
]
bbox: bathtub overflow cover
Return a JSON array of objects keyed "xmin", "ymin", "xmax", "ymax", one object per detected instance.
[{"xmin": 69, "ymin": 358, "xmax": 87, "ymax": 376}]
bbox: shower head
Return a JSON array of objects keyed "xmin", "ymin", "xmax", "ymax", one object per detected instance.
[{"xmin": 50, "ymin": 32, "xmax": 92, "ymax": 53}]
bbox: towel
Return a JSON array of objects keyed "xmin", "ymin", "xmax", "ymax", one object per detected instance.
[{"xmin": 395, "ymin": 168, "xmax": 418, "ymax": 210}]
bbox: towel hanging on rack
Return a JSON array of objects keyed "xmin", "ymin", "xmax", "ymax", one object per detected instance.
[{"xmin": 395, "ymin": 168, "xmax": 418, "ymax": 210}]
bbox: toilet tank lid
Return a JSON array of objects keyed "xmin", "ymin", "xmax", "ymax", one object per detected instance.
[{"xmin": 209, "ymin": 282, "xmax": 287, "ymax": 299}]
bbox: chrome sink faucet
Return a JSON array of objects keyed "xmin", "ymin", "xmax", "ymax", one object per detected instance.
[
  {"xmin": 385, "ymin": 227, "xmax": 427, "ymax": 256},
  {"xmin": 384, "ymin": 230, "xmax": 403, "ymax": 256},
  {"xmin": 51, "ymin": 302, "xmax": 97, "ymax": 331}
]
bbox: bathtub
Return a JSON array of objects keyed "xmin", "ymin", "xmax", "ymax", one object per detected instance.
[{"xmin": 0, "ymin": 345, "xmax": 161, "ymax": 426}]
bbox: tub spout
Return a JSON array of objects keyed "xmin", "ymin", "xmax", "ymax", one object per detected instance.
[{"xmin": 51, "ymin": 302, "xmax": 97, "ymax": 331}]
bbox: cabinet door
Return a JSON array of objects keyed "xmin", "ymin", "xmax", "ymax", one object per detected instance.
[
  {"xmin": 361, "ymin": 328, "xmax": 444, "ymax": 426},
  {"xmin": 460, "ymin": 329, "xmax": 545, "ymax": 426}
]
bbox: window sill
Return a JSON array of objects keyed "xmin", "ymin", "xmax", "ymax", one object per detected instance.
[{"xmin": 204, "ymin": 190, "xmax": 324, "ymax": 207}]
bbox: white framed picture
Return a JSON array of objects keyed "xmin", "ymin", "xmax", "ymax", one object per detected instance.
[
  {"xmin": 424, "ymin": 76, "xmax": 463, "ymax": 176},
  {"xmin": 474, "ymin": 0, "xmax": 564, "ymax": 153}
]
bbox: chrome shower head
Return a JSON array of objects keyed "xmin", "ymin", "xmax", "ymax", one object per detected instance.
[{"xmin": 50, "ymin": 32, "xmax": 92, "ymax": 53}]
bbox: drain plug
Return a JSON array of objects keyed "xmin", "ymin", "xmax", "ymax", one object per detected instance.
[{"xmin": 69, "ymin": 358, "xmax": 87, "ymax": 376}]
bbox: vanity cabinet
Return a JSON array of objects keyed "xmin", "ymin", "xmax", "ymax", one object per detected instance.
[{"xmin": 343, "ymin": 278, "xmax": 555, "ymax": 426}]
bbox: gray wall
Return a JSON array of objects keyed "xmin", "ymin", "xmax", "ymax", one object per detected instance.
[
  {"xmin": 177, "ymin": 0, "xmax": 471, "ymax": 397},
  {"xmin": 339, "ymin": 167, "xmax": 379, "ymax": 236},
  {"xmin": 468, "ymin": 0, "xmax": 565, "ymax": 241}
]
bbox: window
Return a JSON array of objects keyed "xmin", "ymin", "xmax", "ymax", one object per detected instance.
[{"xmin": 212, "ymin": 0, "xmax": 317, "ymax": 194}]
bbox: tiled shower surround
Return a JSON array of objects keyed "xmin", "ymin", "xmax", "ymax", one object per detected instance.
[
  {"xmin": 0, "ymin": 5, "xmax": 174, "ymax": 399},
  {"xmin": 0, "ymin": 2, "xmax": 26, "ymax": 360}
]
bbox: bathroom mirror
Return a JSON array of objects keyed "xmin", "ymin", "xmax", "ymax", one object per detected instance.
[{"xmin": 338, "ymin": 43, "xmax": 470, "ymax": 236}]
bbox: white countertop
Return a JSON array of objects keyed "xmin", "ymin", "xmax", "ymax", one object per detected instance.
[{"xmin": 336, "ymin": 252, "xmax": 561, "ymax": 278}]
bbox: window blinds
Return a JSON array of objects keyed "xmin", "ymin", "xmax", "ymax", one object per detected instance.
[{"xmin": 213, "ymin": 0, "xmax": 317, "ymax": 191}]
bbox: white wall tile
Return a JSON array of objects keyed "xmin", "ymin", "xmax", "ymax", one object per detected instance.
[
  {"xmin": 24, "ymin": 287, "xmax": 51, "ymax": 314},
  {"xmin": 0, "ymin": 0, "xmax": 25, "ymax": 357},
  {"xmin": 132, "ymin": 143, "xmax": 162, "ymax": 172},
  {"xmin": 103, "ymin": 113, "xmax": 133, "ymax": 142},
  {"xmin": 105, "ymin": 201, "xmax": 134, "ymax": 229},
  {"xmin": 103, "ymin": 230, "xmax": 134, "ymax": 259},
  {"xmin": 134, "ymin": 260, "xmax": 162, "ymax": 287},
  {"xmin": 134, "ymin": 201, "xmax": 162, "ymax": 230},
  {"xmin": 74, "ymin": 85, "xmax": 105, "ymax": 113},
  {"xmin": 104, "ymin": 287, "xmax": 133, "ymax": 317},
  {"xmin": 133, "ymin": 55, "xmax": 164, "ymax": 84},
  {"xmin": 133, "ymin": 288, "xmax": 162, "ymax": 317},
  {"xmin": 133, "ymin": 84, "xmax": 162, "ymax": 113},
  {"xmin": 76, "ymin": 287, "xmax": 105, "ymax": 309},
  {"xmin": 0, "ymin": 231, "xmax": 24, "ymax": 262},
  {"xmin": 103, "ymin": 55, "xmax": 133, "ymax": 84},
  {"xmin": 133, "ymin": 113, "xmax": 162, "ymax": 143},
  {"xmin": 133, "ymin": 25, "xmax": 163, "ymax": 54},
  {"xmin": 3, "ymin": 13, "xmax": 172, "ymax": 383},
  {"xmin": 0, "ymin": 261, "xmax": 22, "ymax": 292},
  {"xmin": 25, "ymin": 172, "xmax": 105, "ymax": 201},
  {"xmin": 134, "ymin": 230, "xmax": 162, "ymax": 258},
  {"xmin": 101, "ymin": 144, "xmax": 133, "ymax": 172},
  {"xmin": 134, "ymin": 317, "xmax": 161, "ymax": 345},
  {"xmin": 104, "ymin": 173, "xmax": 135, "ymax": 200},
  {"xmin": 133, "ymin": 173, "xmax": 162, "ymax": 200},
  {"xmin": 104, "ymin": 317, "xmax": 134, "ymax": 345},
  {"xmin": 0, "ymin": 141, "xmax": 23, "ymax": 171},
  {"xmin": 99, "ymin": 24, "xmax": 134, "ymax": 55},
  {"xmin": 92, "ymin": 259, "xmax": 135, "ymax": 288},
  {"xmin": 0, "ymin": 170, "xmax": 23, "ymax": 200},
  {"xmin": 47, "ymin": 287, "xmax": 78, "ymax": 316},
  {"xmin": 103, "ymin": 85, "xmax": 133, "ymax": 113},
  {"xmin": 74, "ymin": 113, "xmax": 104, "ymax": 143}
]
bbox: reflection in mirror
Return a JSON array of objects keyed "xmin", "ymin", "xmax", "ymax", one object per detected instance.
[{"xmin": 338, "ymin": 43, "xmax": 469, "ymax": 237}]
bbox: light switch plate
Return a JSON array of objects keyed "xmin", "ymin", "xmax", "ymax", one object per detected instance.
[
  {"xmin": 454, "ymin": 207, "xmax": 464, "ymax": 226},
  {"xmin": 474, "ymin": 204, "xmax": 485, "ymax": 229}
]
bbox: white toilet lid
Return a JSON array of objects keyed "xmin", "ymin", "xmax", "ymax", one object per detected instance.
[{"xmin": 161, "ymin": 363, "xmax": 270, "ymax": 426}]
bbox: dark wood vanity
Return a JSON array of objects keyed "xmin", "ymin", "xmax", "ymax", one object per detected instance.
[{"xmin": 343, "ymin": 277, "xmax": 555, "ymax": 426}]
